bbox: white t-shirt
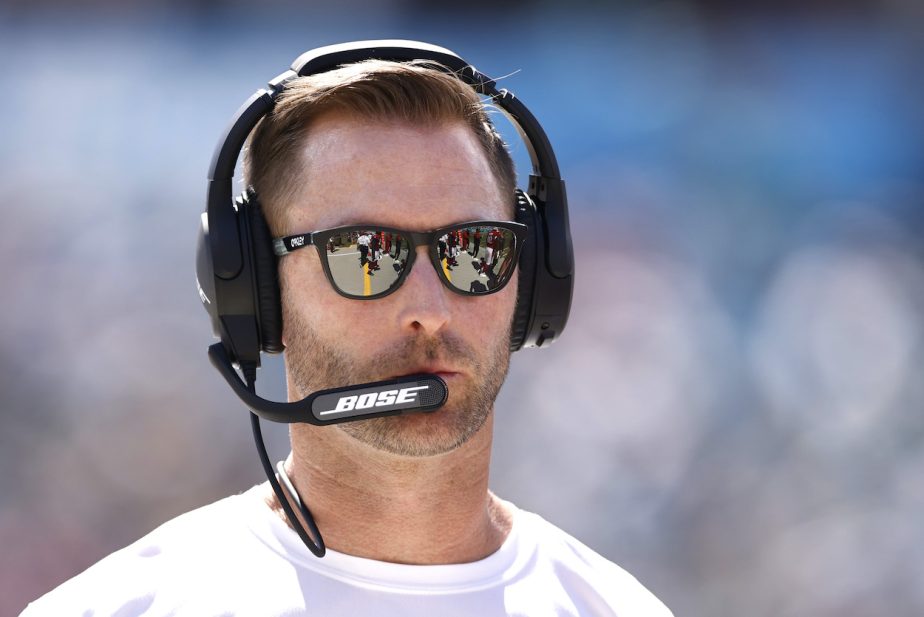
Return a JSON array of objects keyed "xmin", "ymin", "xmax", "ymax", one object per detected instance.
[{"xmin": 21, "ymin": 486, "xmax": 672, "ymax": 616}]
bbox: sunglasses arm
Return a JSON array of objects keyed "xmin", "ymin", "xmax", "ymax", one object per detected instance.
[{"xmin": 208, "ymin": 343, "xmax": 448, "ymax": 425}]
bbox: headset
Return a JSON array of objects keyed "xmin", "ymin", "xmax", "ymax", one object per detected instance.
[{"xmin": 195, "ymin": 40, "xmax": 574, "ymax": 556}]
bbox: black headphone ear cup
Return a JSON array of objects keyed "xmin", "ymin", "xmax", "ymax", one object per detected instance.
[
  {"xmin": 245, "ymin": 190, "xmax": 285, "ymax": 354},
  {"xmin": 511, "ymin": 189, "xmax": 537, "ymax": 352}
]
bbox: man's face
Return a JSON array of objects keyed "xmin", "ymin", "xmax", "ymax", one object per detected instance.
[{"xmin": 278, "ymin": 111, "xmax": 516, "ymax": 457}]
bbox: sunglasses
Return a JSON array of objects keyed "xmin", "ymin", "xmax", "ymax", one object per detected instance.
[{"xmin": 273, "ymin": 221, "xmax": 527, "ymax": 299}]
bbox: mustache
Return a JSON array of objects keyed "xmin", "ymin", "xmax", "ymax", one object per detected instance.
[{"xmin": 389, "ymin": 332, "xmax": 475, "ymax": 369}]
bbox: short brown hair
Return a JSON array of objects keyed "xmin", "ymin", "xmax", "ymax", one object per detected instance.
[{"xmin": 244, "ymin": 59, "xmax": 517, "ymax": 234}]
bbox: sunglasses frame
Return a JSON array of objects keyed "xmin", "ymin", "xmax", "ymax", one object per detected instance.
[{"xmin": 273, "ymin": 220, "xmax": 528, "ymax": 300}]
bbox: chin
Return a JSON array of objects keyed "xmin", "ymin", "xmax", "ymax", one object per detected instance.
[{"xmin": 337, "ymin": 401, "xmax": 491, "ymax": 458}]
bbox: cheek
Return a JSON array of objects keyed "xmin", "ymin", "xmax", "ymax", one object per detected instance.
[
  {"xmin": 278, "ymin": 254, "xmax": 349, "ymax": 341},
  {"xmin": 492, "ymin": 274, "xmax": 520, "ymax": 339},
  {"xmin": 498, "ymin": 279, "xmax": 518, "ymax": 320},
  {"xmin": 456, "ymin": 278, "xmax": 518, "ymax": 333}
]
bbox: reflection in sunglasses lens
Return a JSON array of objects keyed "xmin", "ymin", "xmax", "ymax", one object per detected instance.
[
  {"xmin": 324, "ymin": 230, "xmax": 409, "ymax": 297},
  {"xmin": 322, "ymin": 226, "xmax": 517, "ymax": 298},
  {"xmin": 437, "ymin": 226, "xmax": 517, "ymax": 295}
]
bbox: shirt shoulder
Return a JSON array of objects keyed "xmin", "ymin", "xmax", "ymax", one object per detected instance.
[
  {"xmin": 511, "ymin": 508, "xmax": 674, "ymax": 617},
  {"xmin": 20, "ymin": 491, "xmax": 261, "ymax": 617}
]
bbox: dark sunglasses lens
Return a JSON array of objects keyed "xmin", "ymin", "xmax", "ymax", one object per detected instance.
[
  {"xmin": 320, "ymin": 230, "xmax": 410, "ymax": 297},
  {"xmin": 437, "ymin": 226, "xmax": 518, "ymax": 294}
]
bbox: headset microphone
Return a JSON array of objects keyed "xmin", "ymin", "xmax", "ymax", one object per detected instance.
[{"xmin": 208, "ymin": 344, "xmax": 448, "ymax": 425}]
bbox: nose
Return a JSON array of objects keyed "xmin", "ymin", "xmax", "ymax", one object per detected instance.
[{"xmin": 395, "ymin": 246, "xmax": 452, "ymax": 335}]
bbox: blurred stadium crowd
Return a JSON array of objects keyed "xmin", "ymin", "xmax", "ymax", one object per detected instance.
[{"xmin": 1, "ymin": 1, "xmax": 922, "ymax": 615}]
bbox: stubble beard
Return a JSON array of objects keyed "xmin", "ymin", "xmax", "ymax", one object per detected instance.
[{"xmin": 282, "ymin": 298, "xmax": 512, "ymax": 457}]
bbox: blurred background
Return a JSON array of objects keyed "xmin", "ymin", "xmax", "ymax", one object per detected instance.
[{"xmin": 2, "ymin": 0, "xmax": 923, "ymax": 615}]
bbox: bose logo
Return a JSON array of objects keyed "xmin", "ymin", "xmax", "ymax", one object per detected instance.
[
  {"xmin": 291, "ymin": 236, "xmax": 306, "ymax": 247},
  {"xmin": 196, "ymin": 278, "xmax": 210, "ymax": 305},
  {"xmin": 319, "ymin": 386, "xmax": 429, "ymax": 416}
]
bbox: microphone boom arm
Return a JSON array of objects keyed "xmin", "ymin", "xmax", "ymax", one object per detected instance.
[{"xmin": 208, "ymin": 343, "xmax": 448, "ymax": 425}]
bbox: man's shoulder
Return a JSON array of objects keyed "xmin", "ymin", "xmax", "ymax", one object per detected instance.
[
  {"xmin": 511, "ymin": 507, "xmax": 674, "ymax": 617},
  {"xmin": 20, "ymin": 488, "xmax": 262, "ymax": 616}
]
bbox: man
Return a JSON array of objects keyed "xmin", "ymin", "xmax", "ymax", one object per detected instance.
[
  {"xmin": 368, "ymin": 231, "xmax": 381, "ymax": 273},
  {"xmin": 438, "ymin": 232, "xmax": 449, "ymax": 267},
  {"xmin": 22, "ymin": 58, "xmax": 671, "ymax": 616},
  {"xmin": 481, "ymin": 226, "xmax": 502, "ymax": 277},
  {"xmin": 447, "ymin": 229, "xmax": 460, "ymax": 267},
  {"xmin": 357, "ymin": 229, "xmax": 370, "ymax": 266}
]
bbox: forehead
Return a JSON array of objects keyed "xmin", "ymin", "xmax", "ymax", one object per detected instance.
[{"xmin": 285, "ymin": 113, "xmax": 509, "ymax": 232}]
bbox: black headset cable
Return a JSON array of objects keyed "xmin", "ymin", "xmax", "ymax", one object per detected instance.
[{"xmin": 245, "ymin": 364, "xmax": 326, "ymax": 557}]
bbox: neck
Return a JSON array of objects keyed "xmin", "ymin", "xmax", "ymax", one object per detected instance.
[{"xmin": 264, "ymin": 413, "xmax": 514, "ymax": 565}]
